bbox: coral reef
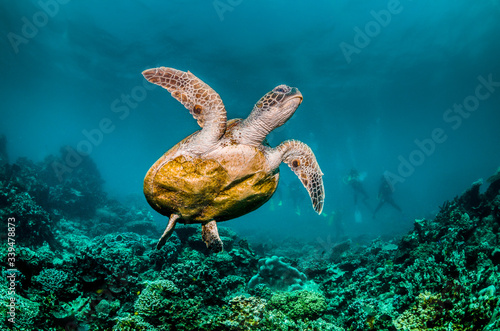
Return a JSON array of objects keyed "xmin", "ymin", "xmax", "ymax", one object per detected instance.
[
  {"xmin": 0, "ymin": 185, "xmax": 58, "ymax": 249},
  {"xmin": 317, "ymin": 172, "xmax": 500, "ymax": 330},
  {"xmin": 224, "ymin": 296, "xmax": 266, "ymax": 329},
  {"xmin": 247, "ymin": 255, "xmax": 307, "ymax": 291},
  {"xmin": 267, "ymin": 290, "xmax": 327, "ymax": 320},
  {"xmin": 1, "ymin": 149, "xmax": 499, "ymax": 330},
  {"xmin": 33, "ymin": 268, "xmax": 71, "ymax": 293}
]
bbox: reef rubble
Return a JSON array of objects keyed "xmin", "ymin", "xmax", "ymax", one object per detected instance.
[{"xmin": 1, "ymin": 151, "xmax": 499, "ymax": 330}]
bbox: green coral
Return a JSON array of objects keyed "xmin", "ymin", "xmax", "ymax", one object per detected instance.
[
  {"xmin": 224, "ymin": 295, "xmax": 266, "ymax": 329},
  {"xmin": 0, "ymin": 291, "xmax": 41, "ymax": 328},
  {"xmin": 393, "ymin": 291, "xmax": 443, "ymax": 330},
  {"xmin": 50, "ymin": 295, "xmax": 91, "ymax": 321},
  {"xmin": 113, "ymin": 314, "xmax": 160, "ymax": 331},
  {"xmin": 258, "ymin": 309, "xmax": 339, "ymax": 331},
  {"xmin": 134, "ymin": 279, "xmax": 180, "ymax": 316},
  {"xmin": 248, "ymin": 256, "xmax": 307, "ymax": 291},
  {"xmin": 0, "ymin": 186, "xmax": 57, "ymax": 248},
  {"xmin": 267, "ymin": 290, "xmax": 327, "ymax": 320},
  {"xmin": 33, "ymin": 268, "xmax": 70, "ymax": 292},
  {"xmin": 133, "ymin": 279, "xmax": 204, "ymax": 330},
  {"xmin": 94, "ymin": 299, "xmax": 120, "ymax": 319}
]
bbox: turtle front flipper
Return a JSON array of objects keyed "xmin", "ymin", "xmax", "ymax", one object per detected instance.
[
  {"xmin": 142, "ymin": 67, "xmax": 227, "ymax": 151},
  {"xmin": 157, "ymin": 214, "xmax": 180, "ymax": 250},
  {"xmin": 268, "ymin": 140, "xmax": 325, "ymax": 214},
  {"xmin": 202, "ymin": 220, "xmax": 223, "ymax": 253}
]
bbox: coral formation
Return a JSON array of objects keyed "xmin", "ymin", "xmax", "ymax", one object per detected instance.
[
  {"xmin": 224, "ymin": 295, "xmax": 267, "ymax": 328},
  {"xmin": 248, "ymin": 255, "xmax": 307, "ymax": 291},
  {"xmin": 267, "ymin": 290, "xmax": 327, "ymax": 320},
  {"xmin": 1, "ymin": 149, "xmax": 499, "ymax": 330},
  {"xmin": 134, "ymin": 279, "xmax": 180, "ymax": 316},
  {"xmin": 33, "ymin": 268, "xmax": 71, "ymax": 293}
]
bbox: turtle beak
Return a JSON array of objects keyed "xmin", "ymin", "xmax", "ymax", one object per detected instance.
[
  {"xmin": 282, "ymin": 92, "xmax": 303, "ymax": 113},
  {"xmin": 295, "ymin": 94, "xmax": 303, "ymax": 105},
  {"xmin": 290, "ymin": 88, "xmax": 303, "ymax": 104},
  {"xmin": 287, "ymin": 88, "xmax": 303, "ymax": 105}
]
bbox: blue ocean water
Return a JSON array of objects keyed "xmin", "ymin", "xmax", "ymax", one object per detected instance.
[{"xmin": 1, "ymin": 0, "xmax": 500, "ymax": 243}]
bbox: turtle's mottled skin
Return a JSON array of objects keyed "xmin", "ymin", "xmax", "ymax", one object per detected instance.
[{"xmin": 142, "ymin": 67, "xmax": 324, "ymax": 253}]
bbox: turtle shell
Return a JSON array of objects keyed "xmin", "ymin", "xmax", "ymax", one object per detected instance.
[{"xmin": 144, "ymin": 127, "xmax": 279, "ymax": 223}]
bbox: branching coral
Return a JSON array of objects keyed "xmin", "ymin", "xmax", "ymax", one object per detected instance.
[
  {"xmin": 393, "ymin": 291, "xmax": 443, "ymax": 330},
  {"xmin": 33, "ymin": 268, "xmax": 70, "ymax": 293},
  {"xmin": 267, "ymin": 290, "xmax": 327, "ymax": 320},
  {"xmin": 134, "ymin": 279, "xmax": 180, "ymax": 316},
  {"xmin": 223, "ymin": 295, "xmax": 266, "ymax": 329}
]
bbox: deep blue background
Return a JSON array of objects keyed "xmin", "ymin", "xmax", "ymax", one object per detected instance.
[{"xmin": 2, "ymin": 0, "xmax": 500, "ymax": 242}]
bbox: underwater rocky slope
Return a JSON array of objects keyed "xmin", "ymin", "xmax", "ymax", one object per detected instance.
[{"xmin": 1, "ymin": 148, "xmax": 500, "ymax": 330}]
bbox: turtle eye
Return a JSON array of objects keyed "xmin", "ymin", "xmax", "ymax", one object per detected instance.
[{"xmin": 273, "ymin": 85, "xmax": 290, "ymax": 94}]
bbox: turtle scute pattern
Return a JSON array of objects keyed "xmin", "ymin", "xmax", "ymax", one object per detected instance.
[
  {"xmin": 151, "ymin": 151, "xmax": 279, "ymax": 222},
  {"xmin": 152, "ymin": 155, "xmax": 228, "ymax": 220}
]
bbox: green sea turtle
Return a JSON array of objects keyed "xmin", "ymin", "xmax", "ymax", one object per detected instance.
[{"xmin": 142, "ymin": 67, "xmax": 324, "ymax": 253}]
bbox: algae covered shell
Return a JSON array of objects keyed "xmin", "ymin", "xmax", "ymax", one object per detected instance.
[{"xmin": 144, "ymin": 130, "xmax": 279, "ymax": 224}]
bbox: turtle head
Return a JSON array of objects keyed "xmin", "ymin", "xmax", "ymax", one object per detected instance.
[{"xmin": 251, "ymin": 85, "xmax": 303, "ymax": 130}]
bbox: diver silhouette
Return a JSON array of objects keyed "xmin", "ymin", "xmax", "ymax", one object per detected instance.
[
  {"xmin": 373, "ymin": 173, "xmax": 402, "ymax": 218},
  {"xmin": 344, "ymin": 168, "xmax": 369, "ymax": 206}
]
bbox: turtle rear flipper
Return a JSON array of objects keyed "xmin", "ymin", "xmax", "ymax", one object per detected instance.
[
  {"xmin": 202, "ymin": 220, "xmax": 223, "ymax": 253},
  {"xmin": 157, "ymin": 214, "xmax": 180, "ymax": 250},
  {"xmin": 142, "ymin": 67, "xmax": 227, "ymax": 151}
]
